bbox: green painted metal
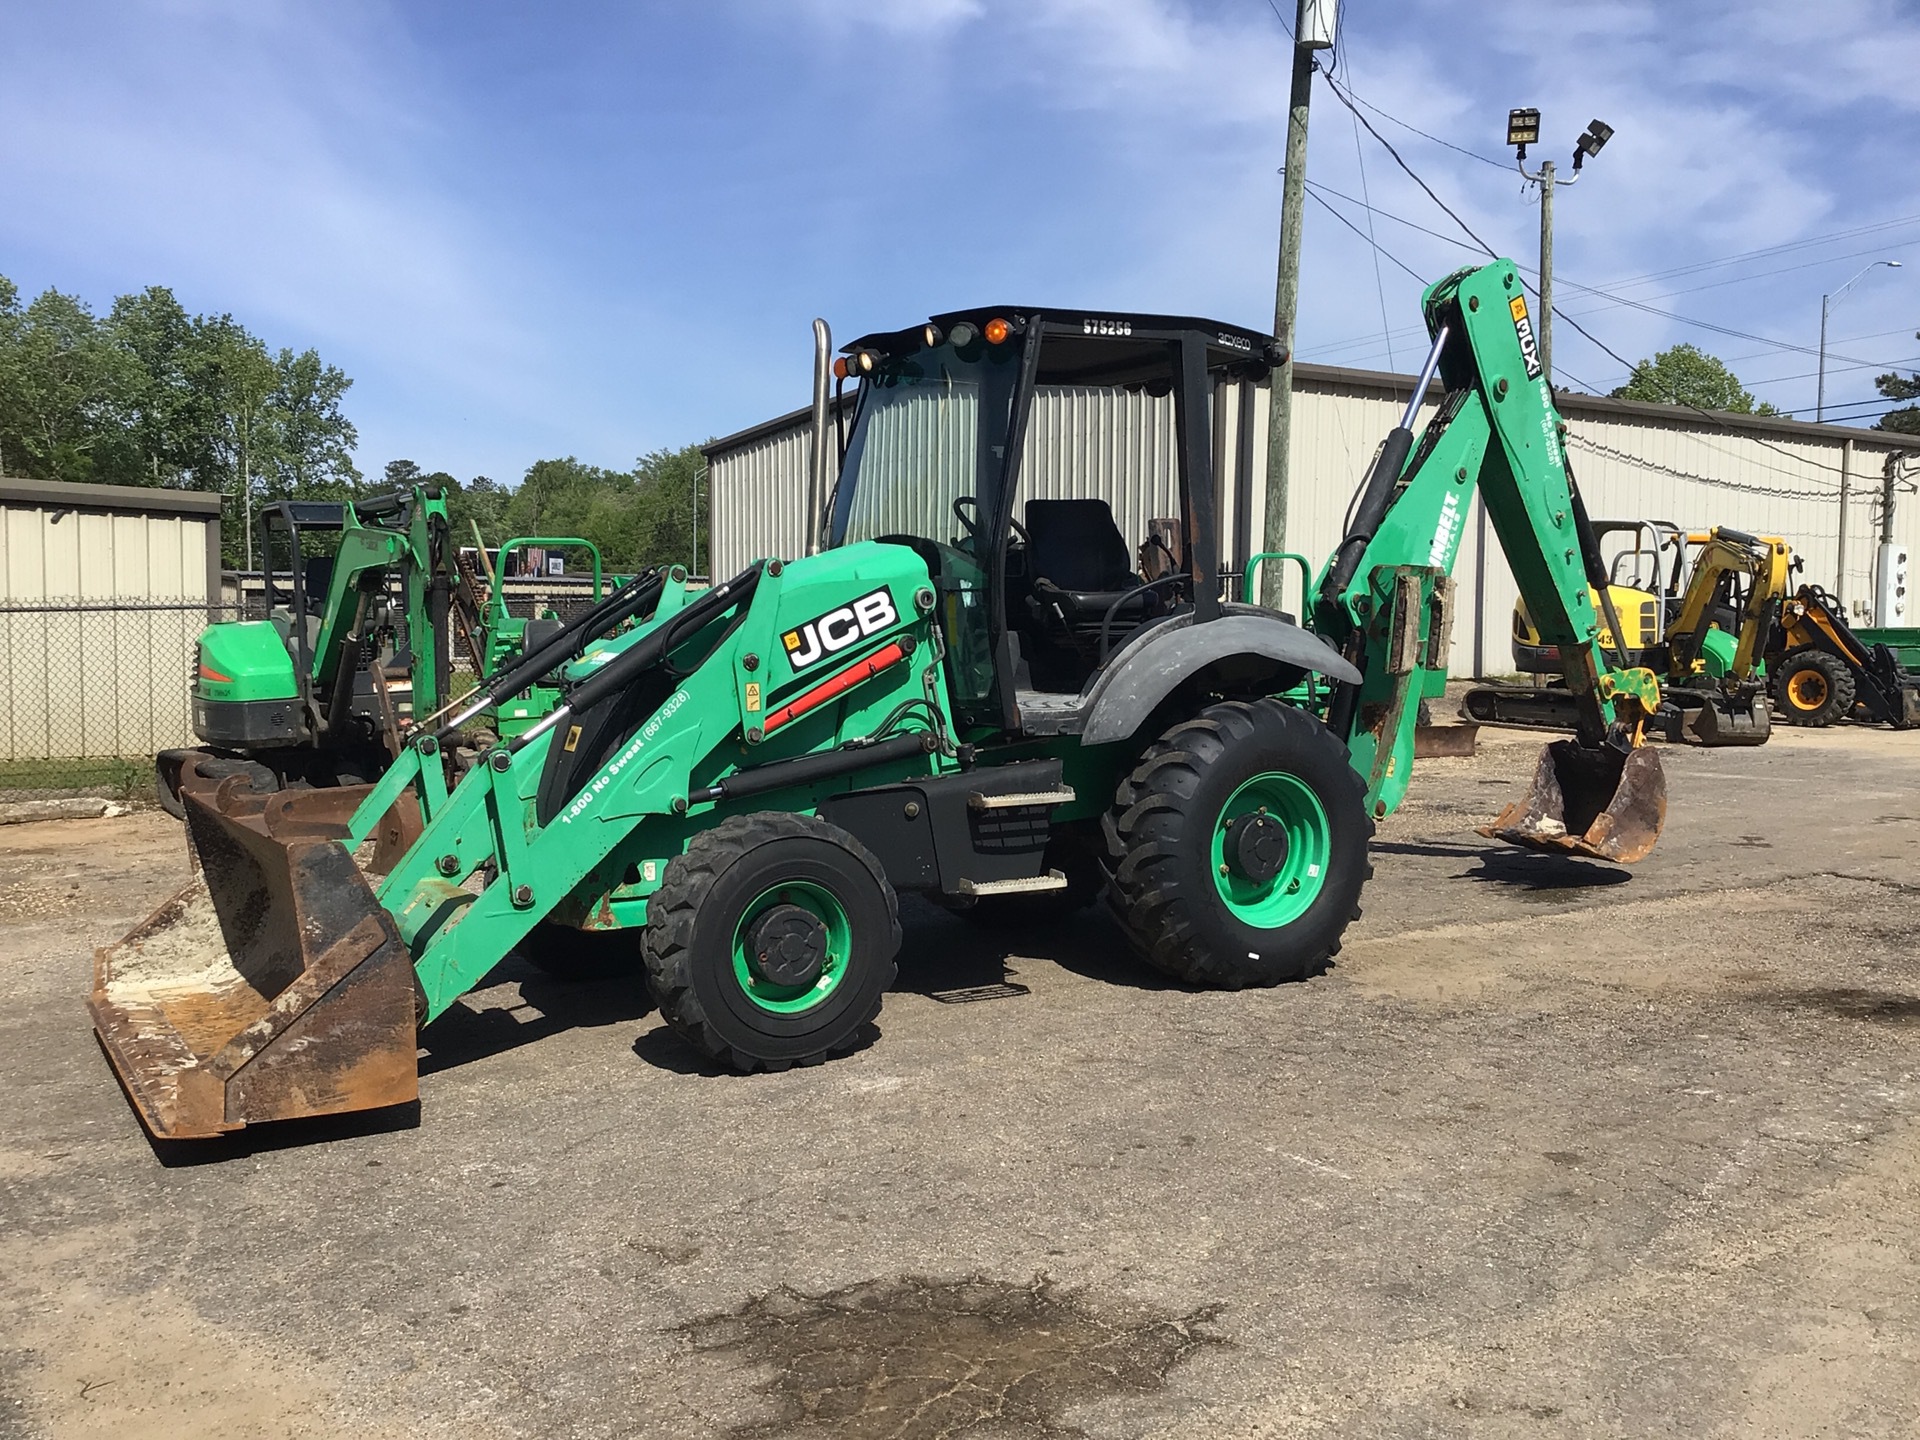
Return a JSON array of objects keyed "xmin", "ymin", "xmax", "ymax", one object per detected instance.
[
  {"xmin": 478, "ymin": 537, "xmax": 606, "ymax": 740},
  {"xmin": 1243, "ymin": 551, "xmax": 1317, "ymax": 608},
  {"xmin": 1698, "ymin": 626, "xmax": 1738, "ymax": 680},
  {"xmin": 334, "ymin": 258, "xmax": 1666, "ymax": 1035},
  {"xmin": 1315, "ymin": 260, "xmax": 1662, "ymax": 820},
  {"xmin": 1209, "ymin": 771, "xmax": 1330, "ymax": 928},
  {"xmin": 195, "ymin": 621, "xmax": 297, "ymax": 704},
  {"xmin": 360, "ymin": 544, "xmax": 959, "ymax": 1023},
  {"xmin": 191, "ymin": 484, "xmax": 453, "ymax": 739},
  {"xmin": 729, "ymin": 880, "xmax": 852, "ymax": 1014},
  {"xmin": 1854, "ymin": 626, "xmax": 1920, "ymax": 674}
]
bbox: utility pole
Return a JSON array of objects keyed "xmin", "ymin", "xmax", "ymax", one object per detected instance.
[
  {"xmin": 1816, "ymin": 259, "xmax": 1901, "ymax": 423},
  {"xmin": 1509, "ymin": 112, "xmax": 1613, "ymax": 383},
  {"xmin": 1536, "ymin": 160, "xmax": 1555, "ymax": 376},
  {"xmin": 1259, "ymin": 0, "xmax": 1335, "ymax": 607}
]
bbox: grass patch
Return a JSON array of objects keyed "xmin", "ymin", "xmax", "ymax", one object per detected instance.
[{"xmin": 0, "ymin": 755, "xmax": 150, "ymax": 802}]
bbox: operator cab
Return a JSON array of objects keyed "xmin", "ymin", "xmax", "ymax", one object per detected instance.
[{"xmin": 826, "ymin": 308, "xmax": 1280, "ymax": 735}]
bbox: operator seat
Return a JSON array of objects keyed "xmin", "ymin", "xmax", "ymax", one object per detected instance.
[{"xmin": 1021, "ymin": 498, "xmax": 1166, "ymax": 690}]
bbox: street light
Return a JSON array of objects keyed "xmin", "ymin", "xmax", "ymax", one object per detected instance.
[
  {"xmin": 1507, "ymin": 111, "xmax": 1615, "ymax": 380},
  {"xmin": 1818, "ymin": 259, "xmax": 1902, "ymax": 423}
]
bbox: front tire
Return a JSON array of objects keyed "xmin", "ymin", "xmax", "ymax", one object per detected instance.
[
  {"xmin": 1105, "ymin": 699, "xmax": 1373, "ymax": 987},
  {"xmin": 1773, "ymin": 648, "xmax": 1854, "ymax": 727},
  {"xmin": 644, "ymin": 812, "xmax": 900, "ymax": 1072}
]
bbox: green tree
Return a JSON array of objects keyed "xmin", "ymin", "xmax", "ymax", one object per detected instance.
[
  {"xmin": 445, "ymin": 474, "xmax": 511, "ymax": 546},
  {"xmin": 256, "ymin": 347, "xmax": 360, "ymax": 499},
  {"xmin": 1873, "ymin": 361, "xmax": 1920, "ymax": 435},
  {"xmin": 103, "ymin": 286, "xmax": 199, "ymax": 487},
  {"xmin": 1613, "ymin": 343, "xmax": 1779, "ymax": 415},
  {"xmin": 185, "ymin": 317, "xmax": 279, "ymax": 565},
  {"xmin": 0, "ymin": 283, "xmax": 138, "ymax": 481},
  {"xmin": 629, "ymin": 443, "xmax": 709, "ymax": 574}
]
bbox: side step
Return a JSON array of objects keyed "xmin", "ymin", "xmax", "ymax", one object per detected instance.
[
  {"xmin": 952, "ymin": 870, "xmax": 1069, "ymax": 898},
  {"xmin": 967, "ymin": 788, "xmax": 1076, "ymax": 811}
]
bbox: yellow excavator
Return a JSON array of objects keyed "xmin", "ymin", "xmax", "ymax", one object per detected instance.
[{"xmin": 1465, "ymin": 521, "xmax": 1789, "ymax": 745}]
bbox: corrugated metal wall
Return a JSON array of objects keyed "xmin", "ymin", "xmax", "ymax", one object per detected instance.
[
  {"xmin": 0, "ymin": 503, "xmax": 211, "ymax": 600},
  {"xmin": 0, "ymin": 489, "xmax": 219, "ymax": 762},
  {"xmin": 708, "ymin": 373, "xmax": 1919, "ymax": 679}
]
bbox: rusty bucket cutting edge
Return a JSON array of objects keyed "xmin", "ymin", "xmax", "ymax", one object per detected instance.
[
  {"xmin": 89, "ymin": 774, "xmax": 421, "ymax": 1141},
  {"xmin": 1477, "ymin": 739, "xmax": 1667, "ymax": 865}
]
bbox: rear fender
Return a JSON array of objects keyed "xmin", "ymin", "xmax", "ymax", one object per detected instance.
[{"xmin": 1079, "ymin": 608, "xmax": 1362, "ymax": 746}]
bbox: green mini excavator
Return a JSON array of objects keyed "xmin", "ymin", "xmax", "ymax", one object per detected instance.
[{"xmin": 94, "ymin": 259, "xmax": 1669, "ymax": 1141}]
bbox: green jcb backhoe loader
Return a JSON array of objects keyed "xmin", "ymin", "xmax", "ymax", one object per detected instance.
[{"xmin": 93, "ymin": 259, "xmax": 1668, "ymax": 1141}]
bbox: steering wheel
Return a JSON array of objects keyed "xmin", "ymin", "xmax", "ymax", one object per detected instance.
[
  {"xmin": 951, "ymin": 495, "xmax": 1031, "ymax": 548},
  {"xmin": 952, "ymin": 494, "xmax": 984, "ymax": 543}
]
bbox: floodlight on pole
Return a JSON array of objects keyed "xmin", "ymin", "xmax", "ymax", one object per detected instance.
[
  {"xmin": 1505, "ymin": 110, "xmax": 1615, "ymax": 381},
  {"xmin": 1506, "ymin": 107, "xmax": 1540, "ymax": 160}
]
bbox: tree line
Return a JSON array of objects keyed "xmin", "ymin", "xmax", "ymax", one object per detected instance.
[
  {"xmin": 0, "ymin": 273, "xmax": 710, "ymax": 572},
  {"xmin": 386, "ymin": 450, "xmax": 708, "ymax": 578}
]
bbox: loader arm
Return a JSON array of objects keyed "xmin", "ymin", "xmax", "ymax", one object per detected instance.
[{"xmin": 1313, "ymin": 260, "xmax": 1663, "ymax": 855}]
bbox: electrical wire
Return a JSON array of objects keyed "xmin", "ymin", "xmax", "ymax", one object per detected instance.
[
  {"xmin": 1564, "ymin": 433, "xmax": 1847, "ymax": 501},
  {"xmin": 1302, "ymin": 179, "xmax": 1908, "ymax": 370},
  {"xmin": 1345, "ymin": 69, "xmax": 1397, "ymax": 371},
  {"xmin": 1303, "ymin": 186, "xmax": 1427, "ymax": 283},
  {"xmin": 1292, "ymin": 28, "xmax": 1920, "ymax": 477}
]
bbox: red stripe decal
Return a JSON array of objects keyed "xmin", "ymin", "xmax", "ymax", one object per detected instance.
[{"xmin": 762, "ymin": 639, "xmax": 912, "ymax": 734}]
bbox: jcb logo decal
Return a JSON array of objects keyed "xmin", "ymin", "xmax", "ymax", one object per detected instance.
[
  {"xmin": 780, "ymin": 588, "xmax": 899, "ymax": 671},
  {"xmin": 1509, "ymin": 295, "xmax": 1544, "ymax": 381}
]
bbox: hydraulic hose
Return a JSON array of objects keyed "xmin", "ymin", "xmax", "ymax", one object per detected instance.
[
  {"xmin": 431, "ymin": 568, "xmax": 664, "ymax": 742},
  {"xmin": 511, "ymin": 563, "xmax": 765, "ymax": 751},
  {"xmin": 1318, "ymin": 325, "xmax": 1450, "ymax": 608}
]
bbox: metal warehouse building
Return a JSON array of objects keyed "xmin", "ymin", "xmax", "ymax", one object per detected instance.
[
  {"xmin": 705, "ymin": 361, "xmax": 1918, "ymax": 678},
  {"xmin": 0, "ymin": 477, "xmax": 223, "ymax": 766}
]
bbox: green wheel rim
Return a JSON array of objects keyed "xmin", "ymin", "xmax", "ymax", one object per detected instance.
[
  {"xmin": 1210, "ymin": 771, "xmax": 1331, "ymax": 928},
  {"xmin": 730, "ymin": 880, "xmax": 852, "ymax": 1015}
]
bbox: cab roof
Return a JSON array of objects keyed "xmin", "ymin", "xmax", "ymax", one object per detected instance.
[{"xmin": 849, "ymin": 307, "xmax": 1280, "ymax": 388}]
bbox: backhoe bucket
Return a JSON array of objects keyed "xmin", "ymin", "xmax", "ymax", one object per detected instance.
[
  {"xmin": 90, "ymin": 768, "xmax": 420, "ymax": 1140},
  {"xmin": 1479, "ymin": 740, "xmax": 1666, "ymax": 864}
]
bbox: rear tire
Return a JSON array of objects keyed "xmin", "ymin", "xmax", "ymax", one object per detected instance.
[
  {"xmin": 1104, "ymin": 698, "xmax": 1373, "ymax": 987},
  {"xmin": 644, "ymin": 812, "xmax": 900, "ymax": 1072},
  {"xmin": 1773, "ymin": 648, "xmax": 1854, "ymax": 727}
]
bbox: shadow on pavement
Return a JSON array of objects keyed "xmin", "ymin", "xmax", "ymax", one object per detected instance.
[{"xmin": 418, "ymin": 960, "xmax": 654, "ymax": 1077}]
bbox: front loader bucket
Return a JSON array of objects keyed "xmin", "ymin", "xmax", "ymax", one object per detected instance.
[
  {"xmin": 89, "ymin": 770, "xmax": 419, "ymax": 1140},
  {"xmin": 1479, "ymin": 740, "xmax": 1666, "ymax": 864}
]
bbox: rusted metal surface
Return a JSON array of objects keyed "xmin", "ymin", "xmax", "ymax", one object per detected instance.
[
  {"xmin": 1414, "ymin": 723, "xmax": 1478, "ymax": 759},
  {"xmin": 90, "ymin": 775, "xmax": 419, "ymax": 1141},
  {"xmin": 1479, "ymin": 740, "xmax": 1666, "ymax": 864}
]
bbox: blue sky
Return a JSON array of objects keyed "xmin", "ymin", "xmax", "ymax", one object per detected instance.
[{"xmin": 5, "ymin": 0, "xmax": 1918, "ymax": 484}]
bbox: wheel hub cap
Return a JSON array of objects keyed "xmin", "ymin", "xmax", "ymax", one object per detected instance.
[
  {"xmin": 1226, "ymin": 812, "xmax": 1289, "ymax": 883},
  {"xmin": 746, "ymin": 902, "xmax": 828, "ymax": 988}
]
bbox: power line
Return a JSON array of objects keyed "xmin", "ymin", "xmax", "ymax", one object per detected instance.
[
  {"xmin": 1315, "ymin": 64, "xmax": 1501, "ymax": 261},
  {"xmin": 1564, "ymin": 433, "xmax": 1845, "ymax": 500},
  {"xmin": 1302, "ymin": 179, "xmax": 1905, "ymax": 369},
  {"xmin": 1342, "ymin": 88, "xmax": 1510, "ymax": 171},
  {"xmin": 1302, "ymin": 186, "xmax": 1427, "ymax": 284},
  {"xmin": 1345, "ymin": 69, "xmax": 1397, "ymax": 372}
]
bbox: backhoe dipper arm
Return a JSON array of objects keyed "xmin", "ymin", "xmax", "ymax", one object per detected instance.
[{"xmin": 1315, "ymin": 260, "xmax": 1662, "ymax": 821}]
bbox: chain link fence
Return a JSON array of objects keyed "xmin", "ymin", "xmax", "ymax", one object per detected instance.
[
  {"xmin": 0, "ymin": 598, "xmax": 242, "ymax": 805},
  {"xmin": 0, "ymin": 580, "xmax": 613, "ymax": 806}
]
